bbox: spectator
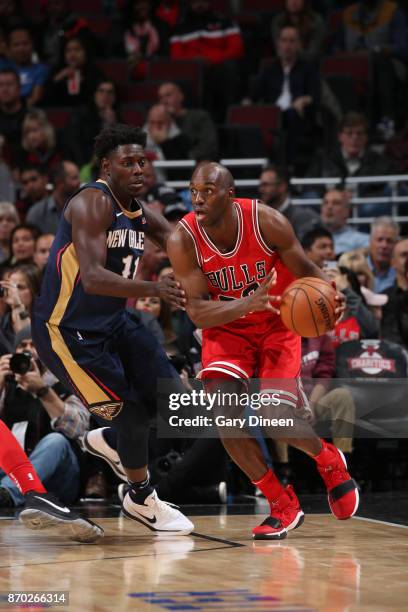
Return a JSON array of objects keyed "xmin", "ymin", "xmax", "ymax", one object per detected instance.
[
  {"xmin": 163, "ymin": 198, "xmax": 189, "ymax": 227},
  {"xmin": 0, "ymin": 201, "xmax": 19, "ymax": 264},
  {"xmin": 301, "ymin": 335, "xmax": 355, "ymax": 456},
  {"xmin": 338, "ymin": 248, "xmax": 375, "ymax": 289},
  {"xmin": 301, "ymin": 226, "xmax": 336, "ymax": 268},
  {"xmin": 37, "ymin": 0, "xmax": 94, "ymax": 68},
  {"xmin": 305, "ymin": 112, "xmax": 396, "ymax": 211},
  {"xmin": 0, "ymin": 326, "xmax": 90, "ymax": 507},
  {"xmin": 0, "ymin": 68, "xmax": 27, "ymax": 167},
  {"xmin": 302, "ymin": 229, "xmax": 379, "ymax": 343},
  {"xmin": 138, "ymin": 159, "xmax": 188, "ymax": 222},
  {"xmin": 251, "ymin": 25, "xmax": 321, "ymax": 164},
  {"xmin": 368, "ymin": 216, "xmax": 399, "ymax": 292},
  {"xmin": 19, "ymin": 109, "xmax": 61, "ymax": 171},
  {"xmin": 123, "ymin": 0, "xmax": 169, "ymax": 79},
  {"xmin": 259, "ymin": 165, "xmax": 321, "ymax": 240},
  {"xmin": 158, "ymin": 81, "xmax": 218, "ymax": 161},
  {"xmin": 320, "ymin": 188, "xmax": 369, "ymax": 255},
  {"xmin": 0, "ymin": 263, "xmax": 42, "ymax": 345},
  {"xmin": 382, "ymin": 238, "xmax": 408, "ymax": 346},
  {"xmin": 6, "ymin": 26, "xmax": 49, "ymax": 107},
  {"xmin": 339, "ymin": 0, "xmax": 408, "ymax": 139},
  {"xmin": 170, "ymin": 0, "xmax": 244, "ymax": 122},
  {"xmin": 326, "ymin": 264, "xmax": 380, "ymax": 344},
  {"xmin": 33, "ymin": 233, "xmax": 55, "ymax": 271},
  {"xmin": 0, "ymin": 136, "xmax": 15, "ymax": 202},
  {"xmin": 16, "ymin": 164, "xmax": 49, "ymax": 220},
  {"xmin": 45, "ymin": 34, "xmax": 104, "ymax": 107},
  {"xmin": 65, "ymin": 80, "xmax": 120, "ymax": 167},
  {"xmin": 144, "ymin": 104, "xmax": 190, "ymax": 181},
  {"xmin": 2, "ymin": 223, "xmax": 39, "ymax": 270},
  {"xmin": 26, "ymin": 161, "xmax": 80, "ymax": 235},
  {"xmin": 271, "ymin": 0, "xmax": 326, "ymax": 63}
]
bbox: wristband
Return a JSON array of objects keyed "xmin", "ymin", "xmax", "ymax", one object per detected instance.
[{"xmin": 36, "ymin": 385, "xmax": 50, "ymax": 399}]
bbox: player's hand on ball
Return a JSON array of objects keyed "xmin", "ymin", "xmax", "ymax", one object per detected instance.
[
  {"xmin": 157, "ymin": 273, "xmax": 186, "ymax": 310},
  {"xmin": 247, "ymin": 268, "xmax": 280, "ymax": 315}
]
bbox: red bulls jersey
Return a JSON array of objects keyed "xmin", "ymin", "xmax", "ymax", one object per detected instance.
[{"xmin": 180, "ymin": 198, "xmax": 295, "ymax": 327}]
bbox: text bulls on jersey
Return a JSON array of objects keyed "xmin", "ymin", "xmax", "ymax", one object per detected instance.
[{"xmin": 206, "ymin": 260, "xmax": 266, "ymax": 293}]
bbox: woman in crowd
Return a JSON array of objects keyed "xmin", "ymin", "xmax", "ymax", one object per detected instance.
[
  {"xmin": 0, "ymin": 263, "xmax": 42, "ymax": 344},
  {"xmin": 0, "ymin": 202, "xmax": 19, "ymax": 265},
  {"xmin": 19, "ymin": 109, "xmax": 61, "ymax": 170},
  {"xmin": 45, "ymin": 34, "xmax": 104, "ymax": 107}
]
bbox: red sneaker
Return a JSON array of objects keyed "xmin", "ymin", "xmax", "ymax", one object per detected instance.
[
  {"xmin": 315, "ymin": 441, "xmax": 359, "ymax": 520},
  {"xmin": 252, "ymin": 485, "xmax": 304, "ymax": 540}
]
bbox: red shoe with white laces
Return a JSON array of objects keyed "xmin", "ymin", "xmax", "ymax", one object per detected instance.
[
  {"xmin": 252, "ymin": 485, "xmax": 304, "ymax": 540},
  {"xmin": 315, "ymin": 441, "xmax": 359, "ymax": 520}
]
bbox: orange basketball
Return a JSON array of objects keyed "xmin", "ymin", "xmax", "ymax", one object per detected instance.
[{"xmin": 280, "ymin": 277, "xmax": 337, "ymax": 337}]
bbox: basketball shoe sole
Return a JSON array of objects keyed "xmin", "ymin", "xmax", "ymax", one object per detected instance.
[{"xmin": 19, "ymin": 492, "xmax": 104, "ymax": 543}]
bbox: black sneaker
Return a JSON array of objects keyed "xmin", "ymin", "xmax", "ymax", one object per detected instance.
[
  {"xmin": 0, "ymin": 486, "xmax": 15, "ymax": 507},
  {"xmin": 19, "ymin": 492, "xmax": 104, "ymax": 543}
]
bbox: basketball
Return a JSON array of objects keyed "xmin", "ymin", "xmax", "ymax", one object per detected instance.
[{"xmin": 280, "ymin": 277, "xmax": 337, "ymax": 337}]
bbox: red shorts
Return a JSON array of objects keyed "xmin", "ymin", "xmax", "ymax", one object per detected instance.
[{"xmin": 199, "ymin": 317, "xmax": 306, "ymax": 410}]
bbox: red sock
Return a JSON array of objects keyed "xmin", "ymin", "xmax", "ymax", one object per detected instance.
[
  {"xmin": 253, "ymin": 468, "xmax": 284, "ymax": 504},
  {"xmin": 0, "ymin": 421, "xmax": 46, "ymax": 495},
  {"xmin": 312, "ymin": 439, "xmax": 332, "ymax": 465}
]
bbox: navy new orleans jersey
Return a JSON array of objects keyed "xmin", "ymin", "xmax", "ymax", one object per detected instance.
[{"xmin": 34, "ymin": 179, "xmax": 146, "ymax": 334}]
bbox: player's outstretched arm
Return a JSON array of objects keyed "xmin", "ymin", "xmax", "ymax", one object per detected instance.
[
  {"xmin": 68, "ymin": 189, "xmax": 184, "ymax": 307},
  {"xmin": 167, "ymin": 225, "xmax": 278, "ymax": 328}
]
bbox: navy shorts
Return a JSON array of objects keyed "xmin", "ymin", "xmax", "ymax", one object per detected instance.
[{"xmin": 32, "ymin": 311, "xmax": 180, "ymax": 422}]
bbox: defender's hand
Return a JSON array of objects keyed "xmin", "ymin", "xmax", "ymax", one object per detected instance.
[{"xmin": 157, "ymin": 273, "xmax": 186, "ymax": 310}]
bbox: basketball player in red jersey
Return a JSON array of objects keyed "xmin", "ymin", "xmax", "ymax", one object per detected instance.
[
  {"xmin": 0, "ymin": 421, "xmax": 103, "ymax": 542},
  {"xmin": 168, "ymin": 162, "xmax": 359, "ymax": 540}
]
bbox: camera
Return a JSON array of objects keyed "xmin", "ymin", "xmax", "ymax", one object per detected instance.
[
  {"xmin": 0, "ymin": 286, "xmax": 4, "ymax": 298},
  {"xmin": 9, "ymin": 351, "xmax": 32, "ymax": 375}
]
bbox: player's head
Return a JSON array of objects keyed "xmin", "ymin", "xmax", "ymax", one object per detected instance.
[
  {"xmin": 94, "ymin": 124, "xmax": 147, "ymax": 198},
  {"xmin": 302, "ymin": 227, "xmax": 335, "ymax": 268},
  {"xmin": 190, "ymin": 162, "xmax": 235, "ymax": 227}
]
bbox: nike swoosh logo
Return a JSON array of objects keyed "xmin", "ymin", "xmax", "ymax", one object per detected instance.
[
  {"xmin": 133, "ymin": 509, "xmax": 157, "ymax": 524},
  {"xmin": 203, "ymin": 255, "xmax": 216, "ymax": 263},
  {"xmin": 34, "ymin": 496, "xmax": 70, "ymax": 514},
  {"xmin": 116, "ymin": 212, "xmax": 124, "ymax": 217}
]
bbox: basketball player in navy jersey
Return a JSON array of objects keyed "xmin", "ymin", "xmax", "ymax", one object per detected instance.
[
  {"xmin": 167, "ymin": 161, "xmax": 358, "ymax": 540},
  {"xmin": 31, "ymin": 124, "xmax": 193, "ymax": 534}
]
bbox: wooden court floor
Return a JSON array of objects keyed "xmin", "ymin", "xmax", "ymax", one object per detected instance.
[{"xmin": 0, "ymin": 513, "xmax": 407, "ymax": 611}]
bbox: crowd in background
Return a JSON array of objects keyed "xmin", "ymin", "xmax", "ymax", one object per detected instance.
[{"xmin": 0, "ymin": 0, "xmax": 408, "ymax": 508}]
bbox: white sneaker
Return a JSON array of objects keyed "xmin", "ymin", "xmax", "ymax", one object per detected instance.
[
  {"xmin": 82, "ymin": 428, "xmax": 127, "ymax": 481},
  {"xmin": 122, "ymin": 490, "xmax": 194, "ymax": 535}
]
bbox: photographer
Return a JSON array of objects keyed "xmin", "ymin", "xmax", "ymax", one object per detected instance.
[{"xmin": 0, "ymin": 326, "xmax": 90, "ymax": 507}]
